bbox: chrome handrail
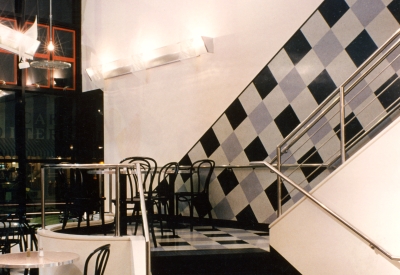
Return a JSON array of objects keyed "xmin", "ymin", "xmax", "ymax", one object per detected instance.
[
  {"xmin": 133, "ymin": 163, "xmax": 151, "ymax": 275},
  {"xmin": 251, "ymin": 161, "xmax": 400, "ymax": 261},
  {"xmin": 40, "ymin": 163, "xmax": 152, "ymax": 274},
  {"xmin": 272, "ymin": 28, "xmax": 400, "ymax": 216},
  {"xmin": 273, "ymin": 28, "xmax": 400, "ymax": 159}
]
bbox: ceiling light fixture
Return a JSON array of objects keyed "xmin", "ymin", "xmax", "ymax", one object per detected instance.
[{"xmin": 30, "ymin": 0, "xmax": 71, "ymax": 70}]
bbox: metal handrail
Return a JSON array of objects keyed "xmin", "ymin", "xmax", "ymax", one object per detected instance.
[
  {"xmin": 251, "ymin": 161, "xmax": 400, "ymax": 261},
  {"xmin": 40, "ymin": 163, "xmax": 152, "ymax": 274},
  {"xmin": 272, "ymin": 28, "xmax": 400, "ymax": 216},
  {"xmin": 271, "ymin": 28, "xmax": 400, "ymax": 163},
  {"xmin": 133, "ymin": 163, "xmax": 151, "ymax": 275}
]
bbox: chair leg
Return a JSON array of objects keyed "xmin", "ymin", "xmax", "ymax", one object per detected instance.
[
  {"xmin": 150, "ymin": 214, "xmax": 157, "ymax": 248},
  {"xmin": 133, "ymin": 206, "xmax": 140, "ymax": 235},
  {"xmin": 208, "ymin": 210, "xmax": 215, "ymax": 229},
  {"xmin": 189, "ymin": 202, "xmax": 193, "ymax": 232},
  {"xmin": 100, "ymin": 200, "xmax": 106, "ymax": 235}
]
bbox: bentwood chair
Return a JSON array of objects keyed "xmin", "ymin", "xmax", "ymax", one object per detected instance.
[
  {"xmin": 175, "ymin": 159, "xmax": 215, "ymax": 231},
  {"xmin": 152, "ymin": 162, "xmax": 179, "ymax": 236},
  {"xmin": 57, "ymin": 169, "xmax": 106, "ymax": 234},
  {"xmin": 116, "ymin": 157, "xmax": 158, "ymax": 246},
  {"xmin": 83, "ymin": 244, "xmax": 110, "ymax": 275}
]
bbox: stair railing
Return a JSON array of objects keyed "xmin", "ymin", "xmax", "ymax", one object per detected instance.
[
  {"xmin": 271, "ymin": 28, "xmax": 400, "ymax": 216},
  {"xmin": 251, "ymin": 161, "xmax": 400, "ymax": 262}
]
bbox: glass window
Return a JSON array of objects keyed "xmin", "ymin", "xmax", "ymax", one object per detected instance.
[{"xmin": 0, "ymin": 18, "xmax": 17, "ymax": 84}]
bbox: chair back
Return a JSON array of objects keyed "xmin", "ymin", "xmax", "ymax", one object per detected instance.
[
  {"xmin": 190, "ymin": 159, "xmax": 215, "ymax": 195},
  {"xmin": 156, "ymin": 162, "xmax": 179, "ymax": 202},
  {"xmin": 83, "ymin": 244, "xmax": 110, "ymax": 275},
  {"xmin": 120, "ymin": 157, "xmax": 157, "ymax": 199}
]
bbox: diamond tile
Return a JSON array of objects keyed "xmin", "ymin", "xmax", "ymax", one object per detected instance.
[
  {"xmin": 313, "ymin": 30, "xmax": 344, "ymax": 67},
  {"xmin": 212, "ymin": 114, "xmax": 234, "ymax": 144},
  {"xmin": 295, "ymin": 49, "xmax": 325, "ymax": 86},
  {"xmin": 199, "ymin": 128, "xmax": 220, "ymax": 157},
  {"xmin": 333, "ymin": 112, "xmax": 365, "ymax": 143},
  {"xmin": 308, "ymin": 69, "xmax": 337, "ymax": 104},
  {"xmin": 388, "ymin": 0, "xmax": 400, "ymax": 24},
  {"xmin": 267, "ymin": 49, "xmax": 295, "ymax": 83},
  {"xmin": 346, "ymin": 79, "xmax": 373, "ymax": 110},
  {"xmin": 221, "ymin": 132, "xmax": 243, "ymax": 163},
  {"xmin": 244, "ymin": 136, "xmax": 268, "ymax": 162},
  {"xmin": 259, "ymin": 122, "xmax": 284, "ymax": 159},
  {"xmin": 283, "ymin": 30, "xmax": 312, "ymax": 65},
  {"xmin": 331, "ymin": 9, "xmax": 364, "ymax": 48},
  {"xmin": 225, "ymin": 98, "xmax": 247, "ymax": 130},
  {"xmin": 297, "ymin": 147, "xmax": 327, "ymax": 182},
  {"xmin": 226, "ymin": 185, "xmax": 248, "ymax": 216},
  {"xmin": 188, "ymin": 141, "xmax": 209, "ymax": 161},
  {"xmin": 217, "ymin": 168, "xmax": 240, "ymax": 196},
  {"xmin": 213, "ymin": 198, "xmax": 235, "ymax": 220},
  {"xmin": 263, "ymin": 85, "xmax": 289, "ymax": 119},
  {"xmin": 301, "ymin": 11, "xmax": 331, "ymax": 47},
  {"xmin": 346, "ymin": 29, "xmax": 378, "ymax": 67},
  {"xmin": 239, "ymin": 83, "xmax": 262, "ymax": 115},
  {"xmin": 366, "ymin": 8, "xmax": 400, "ymax": 47},
  {"xmin": 274, "ymin": 105, "xmax": 301, "ymax": 138},
  {"xmin": 351, "ymin": 0, "xmax": 385, "ymax": 27},
  {"xmin": 240, "ymin": 171, "xmax": 264, "ymax": 203},
  {"xmin": 250, "ymin": 192, "xmax": 275, "ymax": 223},
  {"xmin": 265, "ymin": 180, "xmax": 290, "ymax": 211},
  {"xmin": 248, "ymin": 102, "xmax": 272, "ymax": 134},
  {"xmin": 279, "ymin": 68, "xmax": 306, "ymax": 103},
  {"xmin": 290, "ymin": 87, "xmax": 319, "ymax": 122},
  {"xmin": 307, "ymin": 117, "xmax": 333, "ymax": 145},
  {"xmin": 318, "ymin": 0, "xmax": 350, "ymax": 27},
  {"xmin": 374, "ymin": 74, "xmax": 400, "ymax": 111},
  {"xmin": 326, "ymin": 51, "xmax": 358, "ymax": 86},
  {"xmin": 236, "ymin": 205, "xmax": 258, "ymax": 225},
  {"xmin": 234, "ymin": 117, "xmax": 258, "ymax": 150},
  {"xmin": 253, "ymin": 65, "xmax": 278, "ymax": 99}
]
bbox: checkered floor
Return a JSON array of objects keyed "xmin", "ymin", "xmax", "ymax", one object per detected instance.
[{"xmin": 130, "ymin": 224, "xmax": 270, "ymax": 252}]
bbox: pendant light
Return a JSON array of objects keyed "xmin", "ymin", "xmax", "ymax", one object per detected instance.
[{"xmin": 30, "ymin": 0, "xmax": 71, "ymax": 70}]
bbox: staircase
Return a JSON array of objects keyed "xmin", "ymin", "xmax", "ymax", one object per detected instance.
[
  {"xmin": 269, "ymin": 115, "xmax": 400, "ymax": 274},
  {"xmin": 261, "ymin": 29, "xmax": 400, "ymax": 274}
]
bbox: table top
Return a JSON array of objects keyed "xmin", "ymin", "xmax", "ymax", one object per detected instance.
[{"xmin": 0, "ymin": 251, "xmax": 79, "ymax": 268}]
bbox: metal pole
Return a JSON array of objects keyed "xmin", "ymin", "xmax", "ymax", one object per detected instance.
[
  {"xmin": 277, "ymin": 147, "xmax": 282, "ymax": 217},
  {"xmin": 115, "ymin": 166, "xmax": 120, "ymax": 236},
  {"xmin": 108, "ymin": 172, "xmax": 112, "ymax": 213},
  {"xmin": 340, "ymin": 86, "xmax": 346, "ymax": 164},
  {"xmin": 40, "ymin": 167, "xmax": 45, "ymax": 229}
]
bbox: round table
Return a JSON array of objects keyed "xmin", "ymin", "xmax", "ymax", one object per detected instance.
[{"xmin": 0, "ymin": 251, "xmax": 79, "ymax": 268}]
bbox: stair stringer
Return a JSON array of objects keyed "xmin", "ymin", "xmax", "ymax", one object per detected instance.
[{"xmin": 269, "ymin": 115, "xmax": 400, "ymax": 274}]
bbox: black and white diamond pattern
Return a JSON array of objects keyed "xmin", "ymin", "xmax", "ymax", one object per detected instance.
[{"xmin": 176, "ymin": 0, "xmax": 400, "ymax": 225}]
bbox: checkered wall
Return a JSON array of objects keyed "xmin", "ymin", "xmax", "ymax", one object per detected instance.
[{"xmin": 176, "ymin": 0, "xmax": 400, "ymax": 225}]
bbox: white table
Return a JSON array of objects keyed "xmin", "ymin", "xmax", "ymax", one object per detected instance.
[{"xmin": 0, "ymin": 251, "xmax": 79, "ymax": 269}]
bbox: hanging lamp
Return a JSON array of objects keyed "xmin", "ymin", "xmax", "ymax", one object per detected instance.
[{"xmin": 30, "ymin": 0, "xmax": 71, "ymax": 70}]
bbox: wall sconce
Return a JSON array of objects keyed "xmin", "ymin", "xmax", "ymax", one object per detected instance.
[
  {"xmin": 0, "ymin": 18, "xmax": 40, "ymax": 68},
  {"xmin": 86, "ymin": 36, "xmax": 213, "ymax": 88}
]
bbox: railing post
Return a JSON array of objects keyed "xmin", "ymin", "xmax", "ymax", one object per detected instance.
[
  {"xmin": 115, "ymin": 165, "xmax": 120, "ymax": 236},
  {"xmin": 340, "ymin": 86, "xmax": 346, "ymax": 164},
  {"xmin": 277, "ymin": 146, "xmax": 282, "ymax": 217},
  {"xmin": 41, "ymin": 167, "xmax": 46, "ymax": 229}
]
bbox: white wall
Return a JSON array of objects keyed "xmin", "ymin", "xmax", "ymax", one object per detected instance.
[
  {"xmin": 270, "ymin": 116, "xmax": 400, "ymax": 274},
  {"xmin": 81, "ymin": 0, "xmax": 322, "ymax": 165}
]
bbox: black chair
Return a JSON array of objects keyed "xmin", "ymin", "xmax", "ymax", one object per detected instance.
[
  {"xmin": 175, "ymin": 159, "xmax": 215, "ymax": 231},
  {"xmin": 57, "ymin": 169, "xmax": 106, "ymax": 235},
  {"xmin": 152, "ymin": 162, "xmax": 179, "ymax": 236},
  {"xmin": 114, "ymin": 157, "xmax": 158, "ymax": 246},
  {"xmin": 83, "ymin": 244, "xmax": 110, "ymax": 275},
  {"xmin": 0, "ymin": 215, "xmax": 39, "ymax": 275}
]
